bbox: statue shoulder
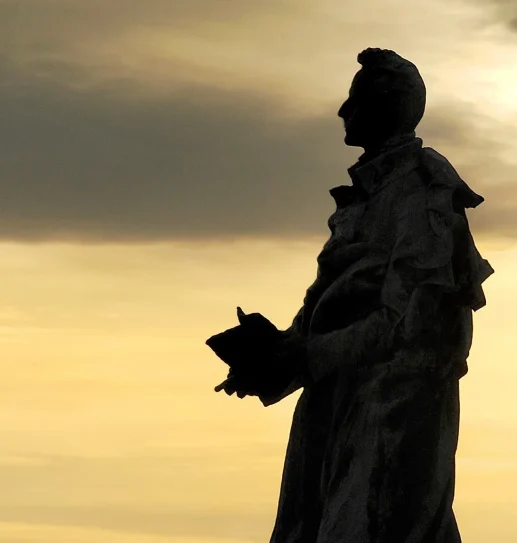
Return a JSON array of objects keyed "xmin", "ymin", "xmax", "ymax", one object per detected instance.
[{"xmin": 419, "ymin": 147, "xmax": 485, "ymax": 210}]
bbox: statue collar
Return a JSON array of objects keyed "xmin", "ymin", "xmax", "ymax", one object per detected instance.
[{"xmin": 330, "ymin": 136, "xmax": 423, "ymax": 206}]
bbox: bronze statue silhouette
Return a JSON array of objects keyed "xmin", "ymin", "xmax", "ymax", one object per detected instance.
[{"xmin": 207, "ymin": 48, "xmax": 494, "ymax": 543}]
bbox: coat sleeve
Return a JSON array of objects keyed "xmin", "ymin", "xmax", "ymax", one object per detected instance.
[
  {"xmin": 303, "ymin": 180, "xmax": 493, "ymax": 385},
  {"xmin": 257, "ymin": 306, "xmax": 306, "ymax": 407}
]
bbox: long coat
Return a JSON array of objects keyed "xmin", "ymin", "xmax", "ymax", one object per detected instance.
[{"xmin": 259, "ymin": 137, "xmax": 494, "ymax": 543}]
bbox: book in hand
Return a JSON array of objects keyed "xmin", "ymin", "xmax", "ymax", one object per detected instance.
[{"xmin": 205, "ymin": 308, "xmax": 283, "ymax": 375}]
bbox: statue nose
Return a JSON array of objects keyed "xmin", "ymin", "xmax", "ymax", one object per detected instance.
[{"xmin": 338, "ymin": 98, "xmax": 355, "ymax": 120}]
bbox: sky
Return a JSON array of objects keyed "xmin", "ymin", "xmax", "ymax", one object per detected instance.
[{"xmin": 1, "ymin": 0, "xmax": 517, "ymax": 541}]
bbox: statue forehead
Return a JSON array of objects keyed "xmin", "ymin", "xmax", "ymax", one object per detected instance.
[
  {"xmin": 348, "ymin": 69, "xmax": 380, "ymax": 98},
  {"xmin": 349, "ymin": 70, "xmax": 365, "ymax": 94}
]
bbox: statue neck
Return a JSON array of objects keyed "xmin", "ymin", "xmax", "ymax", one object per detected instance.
[{"xmin": 359, "ymin": 131, "xmax": 417, "ymax": 164}]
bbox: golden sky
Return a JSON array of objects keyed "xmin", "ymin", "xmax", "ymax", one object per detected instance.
[{"xmin": 1, "ymin": 0, "xmax": 517, "ymax": 541}]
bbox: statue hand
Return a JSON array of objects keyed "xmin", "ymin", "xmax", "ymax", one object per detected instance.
[
  {"xmin": 214, "ymin": 368, "xmax": 262, "ymax": 399},
  {"xmin": 213, "ymin": 331, "xmax": 307, "ymax": 399}
]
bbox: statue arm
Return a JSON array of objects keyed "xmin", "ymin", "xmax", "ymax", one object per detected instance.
[
  {"xmin": 304, "ymin": 303, "xmax": 408, "ymax": 384},
  {"xmin": 258, "ymin": 198, "xmax": 427, "ymax": 402},
  {"xmin": 257, "ymin": 305, "xmax": 306, "ymax": 407},
  {"xmin": 302, "ymin": 195, "xmax": 450, "ymax": 385}
]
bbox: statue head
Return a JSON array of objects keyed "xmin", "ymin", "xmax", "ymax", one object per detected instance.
[{"xmin": 337, "ymin": 48, "xmax": 426, "ymax": 151}]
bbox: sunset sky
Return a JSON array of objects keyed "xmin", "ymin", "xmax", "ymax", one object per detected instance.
[{"xmin": 1, "ymin": 0, "xmax": 517, "ymax": 541}]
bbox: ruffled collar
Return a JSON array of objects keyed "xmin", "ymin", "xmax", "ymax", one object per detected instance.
[{"xmin": 330, "ymin": 135, "xmax": 423, "ymax": 207}]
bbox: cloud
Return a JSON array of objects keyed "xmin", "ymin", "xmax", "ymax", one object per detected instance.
[
  {"xmin": 0, "ymin": 55, "xmax": 354, "ymax": 243},
  {"xmin": 0, "ymin": 56, "xmax": 514, "ymax": 244},
  {"xmin": 0, "ymin": 0, "xmax": 514, "ymax": 244},
  {"xmin": 476, "ymin": 0, "xmax": 517, "ymax": 30}
]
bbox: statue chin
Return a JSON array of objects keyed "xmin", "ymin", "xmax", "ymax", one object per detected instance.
[{"xmin": 344, "ymin": 132, "xmax": 363, "ymax": 148}]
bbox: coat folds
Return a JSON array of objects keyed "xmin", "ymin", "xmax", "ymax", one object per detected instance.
[{"xmin": 260, "ymin": 137, "xmax": 494, "ymax": 543}]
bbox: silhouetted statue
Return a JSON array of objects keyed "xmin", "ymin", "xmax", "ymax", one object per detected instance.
[{"xmin": 207, "ymin": 48, "xmax": 494, "ymax": 542}]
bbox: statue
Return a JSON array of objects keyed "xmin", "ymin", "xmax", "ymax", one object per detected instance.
[{"xmin": 207, "ymin": 48, "xmax": 494, "ymax": 542}]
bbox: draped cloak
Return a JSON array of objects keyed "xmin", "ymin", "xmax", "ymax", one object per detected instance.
[{"xmin": 258, "ymin": 137, "xmax": 494, "ymax": 543}]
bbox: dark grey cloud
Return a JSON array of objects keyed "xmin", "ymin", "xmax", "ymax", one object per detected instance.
[
  {"xmin": 0, "ymin": 0, "xmax": 511, "ymax": 244},
  {"xmin": 0, "ymin": 51, "xmax": 513, "ymax": 244},
  {"xmin": 0, "ymin": 55, "xmax": 357, "ymax": 243}
]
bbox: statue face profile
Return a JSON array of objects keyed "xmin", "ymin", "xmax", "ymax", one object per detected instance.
[
  {"xmin": 338, "ymin": 71, "xmax": 369, "ymax": 148},
  {"xmin": 337, "ymin": 69, "xmax": 394, "ymax": 150}
]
